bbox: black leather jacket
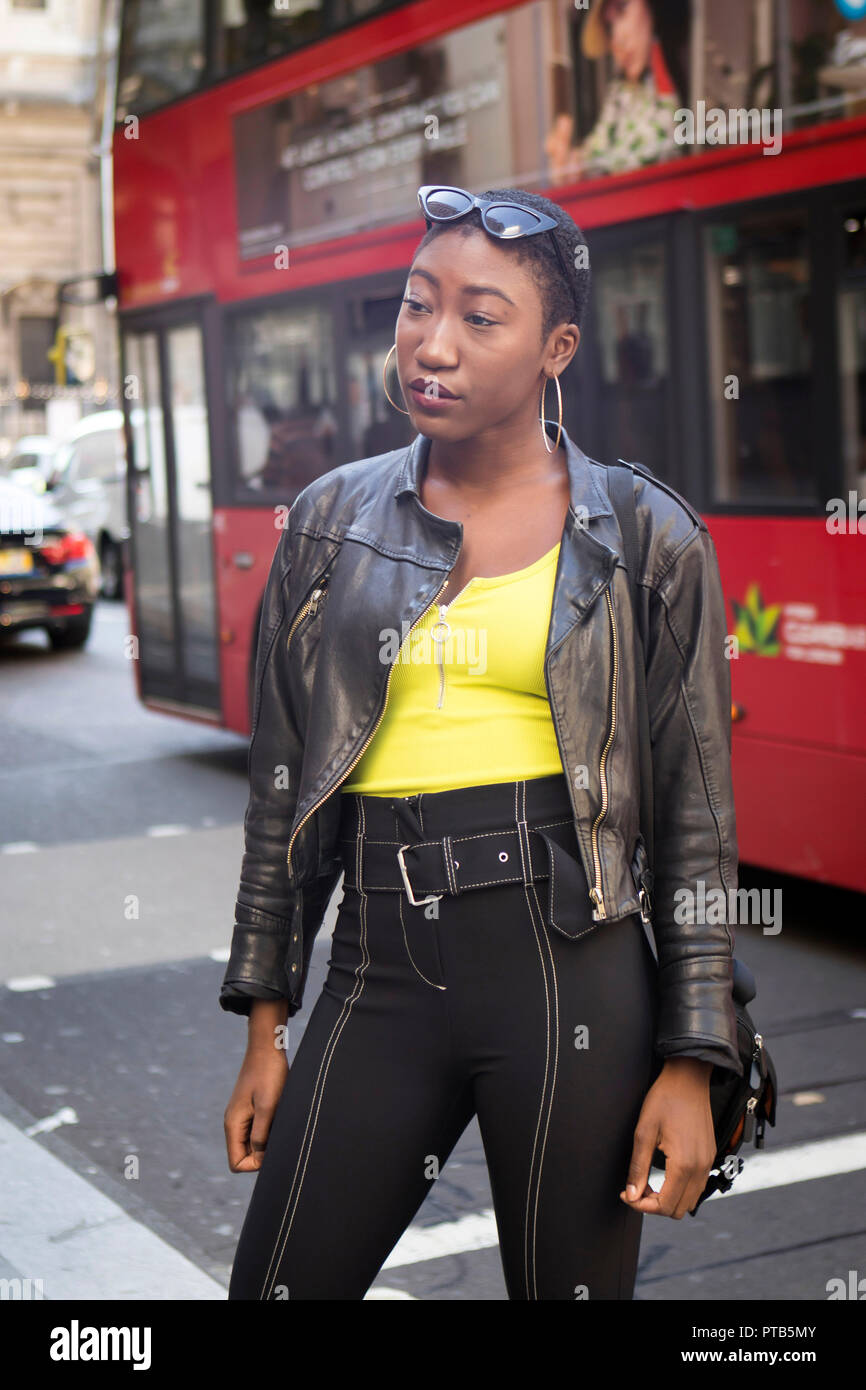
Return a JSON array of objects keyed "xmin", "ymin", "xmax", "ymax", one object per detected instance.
[{"xmin": 220, "ymin": 425, "xmax": 743, "ymax": 1077}]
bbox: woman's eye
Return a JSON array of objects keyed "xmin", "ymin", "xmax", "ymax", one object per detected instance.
[{"xmin": 401, "ymin": 298, "xmax": 495, "ymax": 327}]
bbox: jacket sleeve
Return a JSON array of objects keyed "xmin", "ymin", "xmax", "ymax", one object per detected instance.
[
  {"xmin": 219, "ymin": 518, "xmax": 304, "ymax": 1017},
  {"xmin": 644, "ymin": 524, "xmax": 743, "ymax": 1077}
]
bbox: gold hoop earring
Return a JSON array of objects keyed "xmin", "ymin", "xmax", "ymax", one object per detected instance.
[
  {"xmin": 539, "ymin": 372, "xmax": 563, "ymax": 452},
  {"xmin": 383, "ymin": 343, "xmax": 410, "ymax": 416}
]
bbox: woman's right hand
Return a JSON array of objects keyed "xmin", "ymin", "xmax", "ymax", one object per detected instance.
[{"xmin": 224, "ymin": 1001, "xmax": 291, "ymax": 1172}]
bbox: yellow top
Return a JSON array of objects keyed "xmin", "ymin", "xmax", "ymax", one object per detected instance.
[{"xmin": 342, "ymin": 540, "xmax": 564, "ymax": 795}]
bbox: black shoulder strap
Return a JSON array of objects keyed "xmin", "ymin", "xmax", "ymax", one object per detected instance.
[{"xmin": 605, "ymin": 461, "xmax": 654, "ymax": 878}]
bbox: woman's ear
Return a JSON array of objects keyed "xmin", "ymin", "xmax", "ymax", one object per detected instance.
[{"xmin": 545, "ymin": 324, "xmax": 581, "ymax": 377}]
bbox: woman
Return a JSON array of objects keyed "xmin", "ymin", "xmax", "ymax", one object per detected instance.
[
  {"xmin": 221, "ymin": 185, "xmax": 742, "ymax": 1301},
  {"xmin": 546, "ymin": 0, "xmax": 690, "ymax": 185}
]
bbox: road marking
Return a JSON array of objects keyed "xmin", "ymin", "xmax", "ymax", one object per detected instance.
[
  {"xmin": 0, "ymin": 1112, "xmax": 226, "ymax": 1299},
  {"xmin": 6, "ymin": 976, "xmax": 55, "ymax": 992},
  {"xmin": 364, "ymin": 1287, "xmax": 418, "ymax": 1298},
  {"xmin": 1, "ymin": 843, "xmax": 39, "ymax": 854},
  {"xmin": 24, "ymin": 1107, "xmax": 78, "ymax": 1138},
  {"xmin": 382, "ymin": 1209, "xmax": 500, "ymax": 1267},
  {"xmin": 146, "ymin": 825, "xmax": 190, "ymax": 837},
  {"xmin": 381, "ymin": 1131, "xmax": 866, "ymax": 1269}
]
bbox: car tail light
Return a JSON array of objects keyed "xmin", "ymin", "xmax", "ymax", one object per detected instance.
[{"xmin": 39, "ymin": 532, "xmax": 94, "ymax": 565}]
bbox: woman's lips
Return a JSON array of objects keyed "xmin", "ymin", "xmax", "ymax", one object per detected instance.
[
  {"xmin": 408, "ymin": 379, "xmax": 461, "ymax": 408},
  {"xmin": 409, "ymin": 378, "xmax": 459, "ymax": 399}
]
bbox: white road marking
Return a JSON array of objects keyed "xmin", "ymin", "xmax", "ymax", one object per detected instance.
[
  {"xmin": 0, "ymin": 1112, "xmax": 225, "ymax": 1299},
  {"xmin": 146, "ymin": 825, "xmax": 190, "ymax": 837},
  {"xmin": 1, "ymin": 842, "xmax": 39, "ymax": 854},
  {"xmin": 209, "ymin": 947, "xmax": 230, "ymax": 963},
  {"xmin": 364, "ymin": 1287, "xmax": 419, "ymax": 1298},
  {"xmin": 24, "ymin": 1107, "xmax": 78, "ymax": 1137},
  {"xmin": 382, "ymin": 1209, "xmax": 500, "ymax": 1267},
  {"xmin": 6, "ymin": 976, "xmax": 55, "ymax": 992}
]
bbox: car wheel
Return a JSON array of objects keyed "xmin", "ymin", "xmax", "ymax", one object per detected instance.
[
  {"xmin": 100, "ymin": 537, "xmax": 123, "ymax": 600},
  {"xmin": 48, "ymin": 611, "xmax": 93, "ymax": 650}
]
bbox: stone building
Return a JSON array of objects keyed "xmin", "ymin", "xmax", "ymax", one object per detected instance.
[{"xmin": 0, "ymin": 0, "xmax": 118, "ymax": 453}]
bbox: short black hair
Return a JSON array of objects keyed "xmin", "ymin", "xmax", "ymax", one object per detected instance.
[{"xmin": 412, "ymin": 187, "xmax": 591, "ymax": 342}]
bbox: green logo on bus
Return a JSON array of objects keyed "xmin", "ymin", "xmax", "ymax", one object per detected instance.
[{"xmin": 730, "ymin": 583, "xmax": 781, "ymax": 656}]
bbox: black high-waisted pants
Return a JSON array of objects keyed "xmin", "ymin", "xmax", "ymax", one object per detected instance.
[{"xmin": 228, "ymin": 773, "xmax": 660, "ymax": 1301}]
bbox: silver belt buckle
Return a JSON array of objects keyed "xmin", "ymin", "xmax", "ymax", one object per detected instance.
[{"xmin": 397, "ymin": 843, "xmax": 443, "ymax": 907}]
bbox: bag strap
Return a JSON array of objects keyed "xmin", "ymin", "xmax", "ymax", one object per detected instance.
[{"xmin": 605, "ymin": 461, "xmax": 655, "ymax": 900}]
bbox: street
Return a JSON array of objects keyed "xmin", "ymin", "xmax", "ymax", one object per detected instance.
[{"xmin": 1, "ymin": 597, "xmax": 865, "ymax": 1301}]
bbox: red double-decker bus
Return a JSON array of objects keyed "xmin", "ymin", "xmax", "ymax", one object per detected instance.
[{"xmin": 113, "ymin": 0, "xmax": 866, "ymax": 894}]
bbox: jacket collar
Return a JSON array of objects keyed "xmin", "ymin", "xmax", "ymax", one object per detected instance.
[{"xmin": 393, "ymin": 421, "xmax": 614, "ymax": 521}]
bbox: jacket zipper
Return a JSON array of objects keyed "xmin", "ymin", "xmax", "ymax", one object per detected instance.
[
  {"xmin": 588, "ymin": 585, "xmax": 619, "ymax": 921},
  {"xmin": 286, "ymin": 576, "xmax": 450, "ymax": 880},
  {"xmin": 286, "ymin": 580, "xmax": 329, "ymax": 650}
]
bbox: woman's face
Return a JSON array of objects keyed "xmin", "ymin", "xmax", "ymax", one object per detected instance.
[
  {"xmin": 395, "ymin": 226, "xmax": 576, "ymax": 444},
  {"xmin": 602, "ymin": 0, "xmax": 655, "ymax": 83}
]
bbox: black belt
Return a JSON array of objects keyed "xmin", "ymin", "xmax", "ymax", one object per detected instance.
[{"xmin": 337, "ymin": 817, "xmax": 595, "ymax": 939}]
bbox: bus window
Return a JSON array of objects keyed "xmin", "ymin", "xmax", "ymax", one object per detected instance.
[
  {"xmin": 588, "ymin": 241, "xmax": 670, "ymax": 478},
  {"xmin": 703, "ymin": 207, "xmax": 814, "ymax": 505},
  {"xmin": 117, "ymin": 0, "xmax": 205, "ymax": 118},
  {"xmin": 227, "ymin": 299, "xmax": 338, "ymax": 503},
  {"xmin": 214, "ymin": 1, "xmax": 400, "ymax": 77}
]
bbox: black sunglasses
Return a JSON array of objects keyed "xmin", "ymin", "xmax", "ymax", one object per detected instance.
[{"xmin": 417, "ymin": 185, "xmax": 577, "ymax": 322}]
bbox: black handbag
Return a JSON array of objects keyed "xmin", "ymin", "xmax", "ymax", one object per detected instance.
[{"xmin": 606, "ymin": 459, "xmax": 778, "ymax": 1214}]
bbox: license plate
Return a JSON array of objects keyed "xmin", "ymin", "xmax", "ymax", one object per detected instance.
[{"xmin": 0, "ymin": 548, "xmax": 34, "ymax": 575}]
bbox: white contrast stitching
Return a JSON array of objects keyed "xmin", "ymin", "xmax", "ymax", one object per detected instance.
[{"xmin": 515, "ymin": 781, "xmax": 560, "ymax": 1302}]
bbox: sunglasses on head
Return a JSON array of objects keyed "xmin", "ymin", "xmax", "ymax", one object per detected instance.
[{"xmin": 417, "ymin": 185, "xmax": 577, "ymax": 322}]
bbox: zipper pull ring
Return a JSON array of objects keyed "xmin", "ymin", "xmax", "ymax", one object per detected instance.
[{"xmin": 431, "ymin": 609, "xmax": 450, "ymax": 710}]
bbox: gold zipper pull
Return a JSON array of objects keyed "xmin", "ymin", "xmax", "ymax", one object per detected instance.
[
  {"xmin": 589, "ymin": 885, "xmax": 607, "ymax": 920},
  {"xmin": 286, "ymin": 581, "xmax": 328, "ymax": 649}
]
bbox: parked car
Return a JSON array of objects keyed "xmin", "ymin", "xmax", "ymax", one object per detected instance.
[
  {"xmin": 0, "ymin": 475, "xmax": 100, "ymax": 649},
  {"xmin": 45, "ymin": 410, "xmax": 128, "ymax": 600},
  {"xmin": 3, "ymin": 435, "xmax": 58, "ymax": 495}
]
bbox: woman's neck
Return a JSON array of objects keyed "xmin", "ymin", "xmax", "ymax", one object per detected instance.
[{"xmin": 426, "ymin": 421, "xmax": 567, "ymax": 496}]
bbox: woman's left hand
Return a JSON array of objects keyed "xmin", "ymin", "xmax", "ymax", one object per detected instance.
[{"xmin": 619, "ymin": 1057, "xmax": 716, "ymax": 1219}]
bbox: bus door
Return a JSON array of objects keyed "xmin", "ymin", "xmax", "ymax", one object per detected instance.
[{"xmin": 121, "ymin": 313, "xmax": 220, "ymax": 718}]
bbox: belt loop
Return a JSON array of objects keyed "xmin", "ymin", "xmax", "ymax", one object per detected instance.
[
  {"xmin": 442, "ymin": 834, "xmax": 458, "ymax": 895},
  {"xmin": 514, "ymin": 780, "xmax": 534, "ymax": 887}
]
